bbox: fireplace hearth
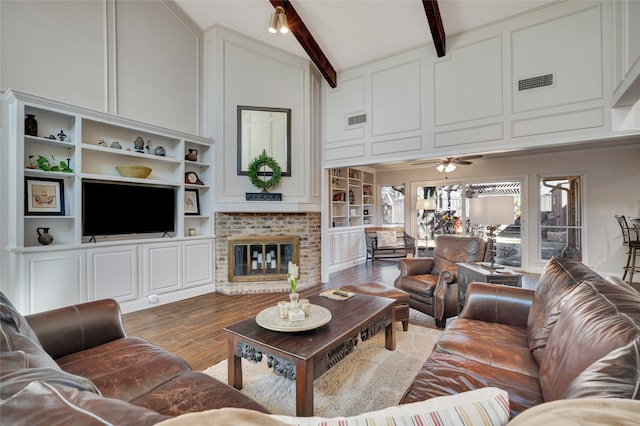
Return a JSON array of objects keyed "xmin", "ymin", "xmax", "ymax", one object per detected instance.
[
  {"xmin": 228, "ymin": 235, "xmax": 299, "ymax": 283},
  {"xmin": 215, "ymin": 212, "xmax": 321, "ymax": 294}
]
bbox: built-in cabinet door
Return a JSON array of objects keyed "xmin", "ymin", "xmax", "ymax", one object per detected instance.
[
  {"xmin": 349, "ymin": 230, "xmax": 364, "ymax": 261},
  {"xmin": 87, "ymin": 246, "xmax": 138, "ymax": 302},
  {"xmin": 143, "ymin": 242, "xmax": 182, "ymax": 294},
  {"xmin": 183, "ymin": 239, "xmax": 213, "ymax": 288},
  {"xmin": 24, "ymin": 250, "xmax": 85, "ymax": 313},
  {"xmin": 330, "ymin": 232, "xmax": 349, "ymax": 265}
]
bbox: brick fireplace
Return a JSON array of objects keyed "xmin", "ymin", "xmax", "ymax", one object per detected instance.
[{"xmin": 214, "ymin": 212, "xmax": 321, "ymax": 294}]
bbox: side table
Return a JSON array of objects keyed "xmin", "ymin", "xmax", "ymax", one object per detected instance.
[{"xmin": 456, "ymin": 262, "xmax": 522, "ymax": 313}]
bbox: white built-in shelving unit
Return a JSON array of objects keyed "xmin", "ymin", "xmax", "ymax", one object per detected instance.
[{"xmin": 1, "ymin": 90, "xmax": 215, "ymax": 314}]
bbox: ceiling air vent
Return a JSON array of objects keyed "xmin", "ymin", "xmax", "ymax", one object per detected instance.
[
  {"xmin": 347, "ymin": 113, "xmax": 367, "ymax": 127},
  {"xmin": 518, "ymin": 73, "xmax": 554, "ymax": 91}
]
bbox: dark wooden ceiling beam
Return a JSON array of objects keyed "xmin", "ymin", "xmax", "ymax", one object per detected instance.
[
  {"xmin": 269, "ymin": 0, "xmax": 337, "ymax": 88},
  {"xmin": 422, "ymin": 0, "xmax": 446, "ymax": 57}
]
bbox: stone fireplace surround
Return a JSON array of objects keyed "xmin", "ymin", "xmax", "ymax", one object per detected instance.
[{"xmin": 214, "ymin": 212, "xmax": 321, "ymax": 294}]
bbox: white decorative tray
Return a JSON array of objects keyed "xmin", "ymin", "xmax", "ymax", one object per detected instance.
[{"xmin": 255, "ymin": 304, "xmax": 332, "ymax": 332}]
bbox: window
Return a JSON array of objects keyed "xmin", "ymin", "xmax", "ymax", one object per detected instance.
[
  {"xmin": 466, "ymin": 181, "xmax": 521, "ymax": 267},
  {"xmin": 539, "ymin": 175, "xmax": 582, "ymax": 260},
  {"xmin": 416, "ymin": 185, "xmax": 463, "ymax": 242},
  {"xmin": 381, "ymin": 185, "xmax": 404, "ymax": 225},
  {"xmin": 415, "ymin": 181, "xmax": 522, "ymax": 267}
]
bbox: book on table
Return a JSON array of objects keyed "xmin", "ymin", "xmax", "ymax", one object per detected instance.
[{"xmin": 320, "ymin": 288, "xmax": 355, "ymax": 300}]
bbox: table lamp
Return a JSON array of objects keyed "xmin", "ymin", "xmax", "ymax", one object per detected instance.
[
  {"xmin": 416, "ymin": 198, "xmax": 436, "ymax": 211},
  {"xmin": 469, "ymin": 196, "xmax": 513, "ymax": 271},
  {"xmin": 417, "ymin": 198, "xmax": 437, "ymax": 243}
]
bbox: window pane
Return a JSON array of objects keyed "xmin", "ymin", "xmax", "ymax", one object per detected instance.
[
  {"xmin": 539, "ymin": 176, "xmax": 582, "ymax": 260},
  {"xmin": 466, "ymin": 181, "xmax": 521, "ymax": 268},
  {"xmin": 416, "ymin": 185, "xmax": 463, "ymax": 236},
  {"xmin": 381, "ymin": 185, "xmax": 404, "ymax": 225}
]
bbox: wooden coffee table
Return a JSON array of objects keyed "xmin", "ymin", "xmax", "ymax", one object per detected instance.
[{"xmin": 225, "ymin": 292, "xmax": 396, "ymax": 416}]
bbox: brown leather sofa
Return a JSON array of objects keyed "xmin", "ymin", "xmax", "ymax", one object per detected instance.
[
  {"xmin": 400, "ymin": 256, "xmax": 640, "ymax": 418},
  {"xmin": 394, "ymin": 235, "xmax": 487, "ymax": 328},
  {"xmin": 0, "ymin": 294, "xmax": 268, "ymax": 425}
]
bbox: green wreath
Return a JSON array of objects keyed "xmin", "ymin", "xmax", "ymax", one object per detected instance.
[{"xmin": 247, "ymin": 150, "xmax": 282, "ymax": 191}]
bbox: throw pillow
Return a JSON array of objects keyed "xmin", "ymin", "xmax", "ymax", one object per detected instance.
[
  {"xmin": 272, "ymin": 387, "xmax": 510, "ymax": 426},
  {"xmin": 376, "ymin": 230, "xmax": 399, "ymax": 247},
  {"xmin": 156, "ymin": 388, "xmax": 510, "ymax": 426},
  {"xmin": 506, "ymin": 398, "xmax": 640, "ymax": 426}
]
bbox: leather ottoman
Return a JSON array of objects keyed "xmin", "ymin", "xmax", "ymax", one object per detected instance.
[{"xmin": 340, "ymin": 282, "xmax": 410, "ymax": 331}]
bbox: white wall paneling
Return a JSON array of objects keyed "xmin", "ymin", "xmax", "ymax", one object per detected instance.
[
  {"xmin": 612, "ymin": 0, "xmax": 640, "ymax": 107},
  {"xmin": 0, "ymin": 0, "xmax": 202, "ymax": 134},
  {"xmin": 371, "ymin": 60, "xmax": 422, "ymax": 137},
  {"xmin": 434, "ymin": 122, "xmax": 504, "ymax": 148},
  {"xmin": 320, "ymin": 0, "xmax": 625, "ymax": 175},
  {"xmin": 324, "ymin": 143, "xmax": 367, "ymax": 163},
  {"xmin": 204, "ymin": 27, "xmax": 321, "ymax": 210},
  {"xmin": 511, "ymin": 107, "xmax": 604, "ymax": 139},
  {"xmin": 511, "ymin": 4, "xmax": 603, "ymax": 114},
  {"xmin": 114, "ymin": 0, "xmax": 200, "ymax": 133},
  {"xmin": 371, "ymin": 136, "xmax": 422, "ymax": 157},
  {"xmin": 324, "ymin": 76, "xmax": 366, "ymax": 144},
  {"xmin": 434, "ymin": 35, "xmax": 503, "ymax": 127},
  {"xmin": 0, "ymin": 0, "xmax": 106, "ymax": 111}
]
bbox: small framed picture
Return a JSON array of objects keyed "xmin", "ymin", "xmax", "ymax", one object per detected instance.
[
  {"xmin": 363, "ymin": 209, "xmax": 369, "ymax": 216},
  {"xmin": 25, "ymin": 177, "xmax": 65, "ymax": 215},
  {"xmin": 184, "ymin": 189, "xmax": 200, "ymax": 215}
]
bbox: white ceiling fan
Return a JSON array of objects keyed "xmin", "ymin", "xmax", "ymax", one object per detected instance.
[{"xmin": 412, "ymin": 155, "xmax": 483, "ymax": 173}]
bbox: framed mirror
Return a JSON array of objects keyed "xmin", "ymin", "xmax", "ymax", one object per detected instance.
[{"xmin": 237, "ymin": 106, "xmax": 291, "ymax": 176}]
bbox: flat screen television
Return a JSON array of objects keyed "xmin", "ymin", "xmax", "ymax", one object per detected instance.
[{"xmin": 82, "ymin": 181, "xmax": 176, "ymax": 237}]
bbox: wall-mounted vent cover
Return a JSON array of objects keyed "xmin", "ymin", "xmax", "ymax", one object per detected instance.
[
  {"xmin": 518, "ymin": 73, "xmax": 554, "ymax": 91},
  {"xmin": 347, "ymin": 113, "xmax": 367, "ymax": 126}
]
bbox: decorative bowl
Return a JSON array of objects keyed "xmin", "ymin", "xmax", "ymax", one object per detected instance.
[{"xmin": 116, "ymin": 165, "xmax": 152, "ymax": 179}]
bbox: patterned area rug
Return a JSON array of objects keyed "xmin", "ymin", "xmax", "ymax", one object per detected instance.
[{"xmin": 203, "ymin": 321, "xmax": 442, "ymax": 417}]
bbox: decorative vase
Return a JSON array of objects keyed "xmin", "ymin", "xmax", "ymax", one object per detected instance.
[
  {"xmin": 36, "ymin": 227, "xmax": 53, "ymax": 245},
  {"xmin": 289, "ymin": 292, "xmax": 300, "ymax": 310},
  {"xmin": 185, "ymin": 149, "xmax": 198, "ymax": 161},
  {"xmin": 25, "ymin": 114, "xmax": 38, "ymax": 137},
  {"xmin": 134, "ymin": 136, "xmax": 145, "ymax": 152}
]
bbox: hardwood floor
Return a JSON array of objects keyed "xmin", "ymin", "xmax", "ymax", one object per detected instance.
[
  {"xmin": 122, "ymin": 262, "xmax": 406, "ymax": 371},
  {"xmin": 122, "ymin": 261, "xmax": 538, "ymax": 371}
]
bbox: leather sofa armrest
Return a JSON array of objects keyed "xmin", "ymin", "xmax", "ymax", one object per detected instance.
[
  {"xmin": 438, "ymin": 266, "xmax": 457, "ymax": 284},
  {"xmin": 432, "ymin": 267, "xmax": 460, "ymax": 322},
  {"xmin": 26, "ymin": 299, "xmax": 127, "ymax": 360},
  {"xmin": 459, "ymin": 282, "xmax": 534, "ymax": 327},
  {"xmin": 396, "ymin": 257, "xmax": 434, "ymax": 276}
]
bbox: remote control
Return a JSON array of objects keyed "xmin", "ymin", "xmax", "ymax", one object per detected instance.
[{"xmin": 333, "ymin": 290, "xmax": 349, "ymax": 297}]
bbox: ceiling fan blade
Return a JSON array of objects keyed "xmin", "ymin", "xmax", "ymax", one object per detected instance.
[
  {"xmin": 457, "ymin": 155, "xmax": 483, "ymax": 161},
  {"xmin": 452, "ymin": 160, "xmax": 473, "ymax": 165},
  {"xmin": 412, "ymin": 160, "xmax": 439, "ymax": 166}
]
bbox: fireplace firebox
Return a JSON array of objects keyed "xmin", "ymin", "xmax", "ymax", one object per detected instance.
[{"xmin": 228, "ymin": 235, "xmax": 299, "ymax": 283}]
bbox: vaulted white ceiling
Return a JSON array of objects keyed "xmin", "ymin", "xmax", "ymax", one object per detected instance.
[{"xmin": 174, "ymin": 0, "xmax": 555, "ymax": 72}]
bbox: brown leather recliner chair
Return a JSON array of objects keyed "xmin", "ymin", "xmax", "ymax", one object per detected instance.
[{"xmin": 394, "ymin": 235, "xmax": 487, "ymax": 328}]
